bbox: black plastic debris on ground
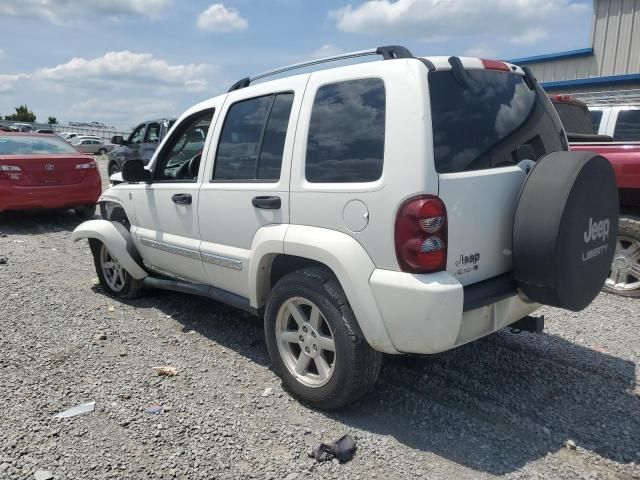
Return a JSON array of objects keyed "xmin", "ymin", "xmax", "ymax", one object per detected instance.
[{"xmin": 309, "ymin": 434, "xmax": 356, "ymax": 463}]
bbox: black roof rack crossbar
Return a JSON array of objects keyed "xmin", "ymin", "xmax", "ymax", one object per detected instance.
[{"xmin": 228, "ymin": 45, "xmax": 414, "ymax": 92}]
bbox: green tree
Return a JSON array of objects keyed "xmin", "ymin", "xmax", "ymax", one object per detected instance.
[
  {"xmin": 4, "ymin": 105, "xmax": 36, "ymax": 122},
  {"xmin": 47, "ymin": 116, "xmax": 58, "ymax": 125}
]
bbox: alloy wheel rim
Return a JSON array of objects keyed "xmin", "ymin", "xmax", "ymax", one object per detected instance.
[
  {"xmin": 100, "ymin": 244, "xmax": 126, "ymax": 292},
  {"xmin": 275, "ymin": 297, "xmax": 336, "ymax": 388},
  {"xmin": 606, "ymin": 235, "xmax": 640, "ymax": 291}
]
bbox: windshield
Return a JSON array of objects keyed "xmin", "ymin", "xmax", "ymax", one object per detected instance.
[
  {"xmin": 0, "ymin": 135, "xmax": 80, "ymax": 155},
  {"xmin": 429, "ymin": 70, "xmax": 565, "ymax": 173}
]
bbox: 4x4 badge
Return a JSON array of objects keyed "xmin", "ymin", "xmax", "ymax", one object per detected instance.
[{"xmin": 45, "ymin": 164, "xmax": 55, "ymax": 171}]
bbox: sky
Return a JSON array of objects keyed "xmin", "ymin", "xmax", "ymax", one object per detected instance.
[{"xmin": 0, "ymin": 0, "xmax": 593, "ymax": 130}]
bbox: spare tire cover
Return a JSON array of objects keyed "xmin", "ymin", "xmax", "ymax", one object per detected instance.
[{"xmin": 513, "ymin": 151, "xmax": 618, "ymax": 311}]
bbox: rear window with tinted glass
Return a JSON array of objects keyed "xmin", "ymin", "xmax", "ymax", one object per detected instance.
[
  {"xmin": 552, "ymin": 102, "xmax": 595, "ymax": 134},
  {"xmin": 429, "ymin": 70, "xmax": 565, "ymax": 173},
  {"xmin": 0, "ymin": 135, "xmax": 79, "ymax": 155},
  {"xmin": 613, "ymin": 110, "xmax": 640, "ymax": 141}
]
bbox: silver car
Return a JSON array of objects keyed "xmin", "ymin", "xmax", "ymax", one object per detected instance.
[{"xmin": 73, "ymin": 138, "xmax": 114, "ymax": 155}]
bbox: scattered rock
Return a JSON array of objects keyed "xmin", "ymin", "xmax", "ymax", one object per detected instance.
[
  {"xmin": 261, "ymin": 387, "xmax": 273, "ymax": 397},
  {"xmin": 34, "ymin": 470, "xmax": 54, "ymax": 480},
  {"xmin": 153, "ymin": 366, "xmax": 178, "ymax": 377},
  {"xmin": 108, "ymin": 305, "xmax": 115, "ymax": 312},
  {"xmin": 144, "ymin": 405, "xmax": 162, "ymax": 415},
  {"xmin": 0, "ymin": 257, "xmax": 7, "ymax": 265},
  {"xmin": 94, "ymin": 333, "xmax": 107, "ymax": 341},
  {"xmin": 54, "ymin": 401, "xmax": 95, "ymax": 419},
  {"xmin": 565, "ymin": 439, "xmax": 577, "ymax": 450}
]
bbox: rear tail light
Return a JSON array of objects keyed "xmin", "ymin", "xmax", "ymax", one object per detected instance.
[
  {"xmin": 75, "ymin": 162, "xmax": 97, "ymax": 170},
  {"xmin": 0, "ymin": 165, "xmax": 22, "ymax": 179},
  {"xmin": 481, "ymin": 59, "xmax": 510, "ymax": 72},
  {"xmin": 395, "ymin": 195, "xmax": 447, "ymax": 273}
]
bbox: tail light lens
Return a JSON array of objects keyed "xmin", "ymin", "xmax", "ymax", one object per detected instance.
[
  {"xmin": 481, "ymin": 59, "xmax": 510, "ymax": 72},
  {"xmin": 395, "ymin": 195, "xmax": 447, "ymax": 273},
  {"xmin": 75, "ymin": 162, "xmax": 97, "ymax": 170},
  {"xmin": 0, "ymin": 165, "xmax": 22, "ymax": 179}
]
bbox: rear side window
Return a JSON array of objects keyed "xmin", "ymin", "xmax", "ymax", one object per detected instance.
[
  {"xmin": 590, "ymin": 110, "xmax": 603, "ymax": 133},
  {"xmin": 613, "ymin": 110, "xmax": 640, "ymax": 141},
  {"xmin": 429, "ymin": 70, "xmax": 565, "ymax": 173},
  {"xmin": 213, "ymin": 93, "xmax": 294, "ymax": 181},
  {"xmin": 306, "ymin": 78, "xmax": 385, "ymax": 183}
]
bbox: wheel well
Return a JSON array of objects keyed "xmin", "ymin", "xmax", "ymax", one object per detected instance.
[
  {"xmin": 270, "ymin": 255, "xmax": 328, "ymax": 290},
  {"xmin": 99, "ymin": 201, "xmax": 131, "ymax": 230}
]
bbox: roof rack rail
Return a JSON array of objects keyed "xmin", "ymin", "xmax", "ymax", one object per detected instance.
[{"xmin": 228, "ymin": 45, "xmax": 414, "ymax": 92}]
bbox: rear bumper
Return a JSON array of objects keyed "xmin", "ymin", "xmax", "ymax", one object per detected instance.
[
  {"xmin": 369, "ymin": 269, "xmax": 539, "ymax": 354},
  {"xmin": 0, "ymin": 176, "xmax": 101, "ymax": 212}
]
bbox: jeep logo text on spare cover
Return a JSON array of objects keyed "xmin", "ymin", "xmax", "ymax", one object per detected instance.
[{"xmin": 583, "ymin": 217, "xmax": 610, "ymax": 244}]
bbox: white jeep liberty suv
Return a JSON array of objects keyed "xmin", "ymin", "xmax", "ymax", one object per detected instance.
[{"xmin": 73, "ymin": 46, "xmax": 619, "ymax": 410}]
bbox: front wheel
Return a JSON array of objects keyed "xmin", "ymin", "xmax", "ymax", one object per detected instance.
[
  {"xmin": 264, "ymin": 267, "xmax": 382, "ymax": 410},
  {"xmin": 90, "ymin": 240, "xmax": 144, "ymax": 299},
  {"xmin": 604, "ymin": 215, "xmax": 640, "ymax": 297},
  {"xmin": 98, "ymin": 148, "xmax": 107, "ymax": 155}
]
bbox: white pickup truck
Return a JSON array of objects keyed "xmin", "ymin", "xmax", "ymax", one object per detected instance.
[{"xmin": 72, "ymin": 46, "xmax": 619, "ymax": 410}]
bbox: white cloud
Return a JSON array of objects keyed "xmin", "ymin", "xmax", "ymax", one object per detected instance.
[
  {"xmin": 331, "ymin": 0, "xmax": 589, "ymax": 45},
  {"xmin": 0, "ymin": 74, "xmax": 30, "ymax": 93},
  {"xmin": 197, "ymin": 4, "xmax": 248, "ymax": 32},
  {"xmin": 310, "ymin": 44, "xmax": 345, "ymax": 58},
  {"xmin": 0, "ymin": 51, "xmax": 214, "ymax": 128},
  {"xmin": 0, "ymin": 0, "xmax": 172, "ymax": 22},
  {"xmin": 34, "ymin": 51, "xmax": 212, "ymax": 92},
  {"xmin": 511, "ymin": 28, "xmax": 549, "ymax": 45},
  {"xmin": 0, "ymin": 49, "xmax": 6, "ymax": 60},
  {"xmin": 464, "ymin": 45, "xmax": 498, "ymax": 58}
]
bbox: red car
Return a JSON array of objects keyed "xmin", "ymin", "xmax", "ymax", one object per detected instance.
[{"xmin": 0, "ymin": 133, "xmax": 101, "ymax": 218}]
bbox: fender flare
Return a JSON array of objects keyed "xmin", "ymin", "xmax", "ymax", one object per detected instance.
[
  {"xmin": 71, "ymin": 219, "xmax": 148, "ymax": 280},
  {"xmin": 250, "ymin": 224, "xmax": 398, "ymax": 354}
]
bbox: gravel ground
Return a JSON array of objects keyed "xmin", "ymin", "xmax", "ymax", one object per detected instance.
[{"xmin": 0, "ymin": 157, "xmax": 639, "ymax": 479}]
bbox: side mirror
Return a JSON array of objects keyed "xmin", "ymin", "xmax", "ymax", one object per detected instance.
[
  {"xmin": 121, "ymin": 160, "xmax": 151, "ymax": 183},
  {"xmin": 111, "ymin": 135, "xmax": 124, "ymax": 145}
]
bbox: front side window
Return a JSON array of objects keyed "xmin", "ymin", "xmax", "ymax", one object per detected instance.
[
  {"xmin": 154, "ymin": 110, "xmax": 214, "ymax": 182},
  {"xmin": 613, "ymin": 110, "xmax": 640, "ymax": 141},
  {"xmin": 306, "ymin": 79, "xmax": 385, "ymax": 183},
  {"xmin": 213, "ymin": 92, "xmax": 294, "ymax": 181},
  {"xmin": 128, "ymin": 125, "xmax": 146, "ymax": 144},
  {"xmin": 145, "ymin": 123, "xmax": 161, "ymax": 142}
]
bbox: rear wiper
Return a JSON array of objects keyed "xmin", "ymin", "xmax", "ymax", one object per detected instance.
[{"xmin": 448, "ymin": 56, "xmax": 471, "ymax": 89}]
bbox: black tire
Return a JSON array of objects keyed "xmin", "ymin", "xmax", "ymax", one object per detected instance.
[
  {"xmin": 108, "ymin": 162, "xmax": 120, "ymax": 176},
  {"xmin": 603, "ymin": 215, "xmax": 640, "ymax": 298},
  {"xmin": 75, "ymin": 204, "xmax": 96, "ymax": 220},
  {"xmin": 89, "ymin": 239, "xmax": 145, "ymax": 299},
  {"xmin": 264, "ymin": 267, "xmax": 382, "ymax": 410},
  {"xmin": 98, "ymin": 148, "xmax": 107, "ymax": 155}
]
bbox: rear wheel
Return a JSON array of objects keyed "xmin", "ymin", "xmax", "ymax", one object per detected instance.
[
  {"xmin": 264, "ymin": 267, "xmax": 382, "ymax": 410},
  {"xmin": 98, "ymin": 148, "xmax": 107, "ymax": 155},
  {"xmin": 90, "ymin": 240, "xmax": 144, "ymax": 299},
  {"xmin": 75, "ymin": 205, "xmax": 96, "ymax": 220},
  {"xmin": 604, "ymin": 215, "xmax": 640, "ymax": 297}
]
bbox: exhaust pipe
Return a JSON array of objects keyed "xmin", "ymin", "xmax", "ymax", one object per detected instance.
[{"xmin": 510, "ymin": 315, "xmax": 545, "ymax": 334}]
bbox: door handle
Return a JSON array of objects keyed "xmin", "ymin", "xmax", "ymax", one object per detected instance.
[
  {"xmin": 172, "ymin": 193, "xmax": 192, "ymax": 205},
  {"xmin": 252, "ymin": 195, "xmax": 281, "ymax": 210}
]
